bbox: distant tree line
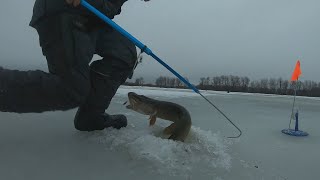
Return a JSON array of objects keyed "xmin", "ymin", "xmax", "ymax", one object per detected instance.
[
  {"xmin": 124, "ymin": 75, "xmax": 320, "ymax": 97},
  {"xmin": 198, "ymin": 75, "xmax": 320, "ymax": 97},
  {"xmin": 154, "ymin": 76, "xmax": 189, "ymax": 88}
]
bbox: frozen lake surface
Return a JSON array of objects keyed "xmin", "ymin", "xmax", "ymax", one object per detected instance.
[{"xmin": 1, "ymin": 86, "xmax": 319, "ymax": 180}]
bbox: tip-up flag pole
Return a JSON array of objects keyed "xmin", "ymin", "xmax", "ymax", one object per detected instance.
[
  {"xmin": 282, "ymin": 60, "xmax": 308, "ymax": 137},
  {"xmin": 289, "ymin": 60, "xmax": 302, "ymax": 128}
]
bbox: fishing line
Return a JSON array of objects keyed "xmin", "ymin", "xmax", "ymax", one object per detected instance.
[
  {"xmin": 81, "ymin": 0, "xmax": 242, "ymax": 138},
  {"xmin": 199, "ymin": 93, "xmax": 242, "ymax": 138}
]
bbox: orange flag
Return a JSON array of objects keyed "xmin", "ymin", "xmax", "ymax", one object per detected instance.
[{"xmin": 291, "ymin": 60, "xmax": 302, "ymax": 81}]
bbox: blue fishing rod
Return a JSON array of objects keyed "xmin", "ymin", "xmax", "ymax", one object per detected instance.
[{"xmin": 81, "ymin": 0, "xmax": 242, "ymax": 138}]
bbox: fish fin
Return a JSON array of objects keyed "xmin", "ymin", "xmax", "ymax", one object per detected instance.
[{"xmin": 149, "ymin": 115, "xmax": 156, "ymax": 126}]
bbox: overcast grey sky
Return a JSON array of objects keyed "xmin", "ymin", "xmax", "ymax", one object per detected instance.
[{"xmin": 0, "ymin": 0, "xmax": 319, "ymax": 84}]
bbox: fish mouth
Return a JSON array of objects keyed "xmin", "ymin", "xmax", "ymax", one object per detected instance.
[
  {"xmin": 128, "ymin": 92, "xmax": 140, "ymax": 101},
  {"xmin": 125, "ymin": 92, "xmax": 155, "ymax": 115},
  {"xmin": 125, "ymin": 92, "xmax": 140, "ymax": 109},
  {"xmin": 123, "ymin": 92, "xmax": 137, "ymax": 105},
  {"xmin": 128, "ymin": 92, "xmax": 138, "ymax": 98}
]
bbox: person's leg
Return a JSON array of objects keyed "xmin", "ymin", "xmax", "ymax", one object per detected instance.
[
  {"xmin": 74, "ymin": 28, "xmax": 137, "ymax": 131},
  {"xmin": 74, "ymin": 59, "xmax": 132, "ymax": 131},
  {"xmin": 0, "ymin": 13, "xmax": 97, "ymax": 113}
]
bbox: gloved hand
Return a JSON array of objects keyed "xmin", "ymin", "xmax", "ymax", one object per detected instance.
[{"xmin": 66, "ymin": 0, "xmax": 81, "ymax": 7}]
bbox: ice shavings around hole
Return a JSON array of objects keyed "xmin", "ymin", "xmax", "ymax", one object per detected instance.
[{"xmin": 88, "ymin": 121, "xmax": 232, "ymax": 176}]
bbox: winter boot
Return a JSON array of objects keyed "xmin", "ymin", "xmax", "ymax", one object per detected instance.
[{"xmin": 74, "ymin": 61, "xmax": 127, "ymax": 131}]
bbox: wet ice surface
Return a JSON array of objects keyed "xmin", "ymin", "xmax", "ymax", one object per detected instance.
[{"xmin": 1, "ymin": 86, "xmax": 319, "ymax": 180}]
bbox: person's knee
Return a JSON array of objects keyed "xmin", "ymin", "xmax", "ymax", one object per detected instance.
[
  {"xmin": 90, "ymin": 59, "xmax": 130, "ymax": 84},
  {"xmin": 90, "ymin": 59, "xmax": 112, "ymax": 76},
  {"xmin": 59, "ymin": 67, "xmax": 91, "ymax": 105}
]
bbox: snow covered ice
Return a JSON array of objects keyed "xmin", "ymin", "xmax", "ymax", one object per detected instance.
[{"xmin": 1, "ymin": 86, "xmax": 319, "ymax": 180}]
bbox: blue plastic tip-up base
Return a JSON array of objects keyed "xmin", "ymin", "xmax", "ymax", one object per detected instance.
[{"xmin": 281, "ymin": 129, "xmax": 309, "ymax": 137}]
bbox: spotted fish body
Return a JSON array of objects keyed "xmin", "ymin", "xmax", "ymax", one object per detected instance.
[{"xmin": 126, "ymin": 92, "xmax": 192, "ymax": 142}]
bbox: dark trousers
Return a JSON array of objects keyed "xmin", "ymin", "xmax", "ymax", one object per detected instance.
[{"xmin": 0, "ymin": 13, "xmax": 137, "ymax": 113}]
